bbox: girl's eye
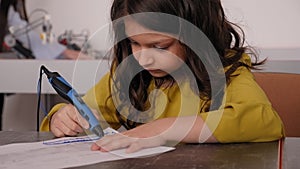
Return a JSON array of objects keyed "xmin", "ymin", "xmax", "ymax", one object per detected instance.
[
  {"xmin": 130, "ymin": 41, "xmax": 139, "ymax": 46},
  {"xmin": 128, "ymin": 39, "xmax": 139, "ymax": 46},
  {"xmin": 153, "ymin": 45, "xmax": 168, "ymax": 50}
]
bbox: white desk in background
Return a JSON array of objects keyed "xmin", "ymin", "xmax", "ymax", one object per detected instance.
[
  {"xmin": 259, "ymin": 48, "xmax": 300, "ymax": 74},
  {"xmin": 0, "ymin": 48, "xmax": 300, "ymax": 94},
  {"xmin": 0, "ymin": 59, "xmax": 110, "ymax": 94},
  {"xmin": 0, "ymin": 58, "xmax": 111, "ymax": 131}
]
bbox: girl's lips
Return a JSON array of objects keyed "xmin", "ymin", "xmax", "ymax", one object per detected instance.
[
  {"xmin": 147, "ymin": 69, "xmax": 160, "ymax": 73},
  {"xmin": 145, "ymin": 69, "xmax": 168, "ymax": 77}
]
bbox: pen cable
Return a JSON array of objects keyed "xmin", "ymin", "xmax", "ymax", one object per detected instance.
[{"xmin": 36, "ymin": 66, "xmax": 48, "ymax": 131}]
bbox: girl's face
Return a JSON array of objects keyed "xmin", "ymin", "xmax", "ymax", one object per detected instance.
[{"xmin": 124, "ymin": 17, "xmax": 186, "ymax": 78}]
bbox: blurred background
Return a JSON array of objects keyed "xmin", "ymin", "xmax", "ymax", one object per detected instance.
[
  {"xmin": 26, "ymin": 0, "xmax": 300, "ymax": 51},
  {"xmin": 2, "ymin": 0, "xmax": 300, "ymax": 131}
]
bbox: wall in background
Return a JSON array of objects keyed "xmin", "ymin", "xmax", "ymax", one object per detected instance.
[
  {"xmin": 3, "ymin": 0, "xmax": 299, "ymax": 131},
  {"xmin": 26, "ymin": 0, "xmax": 300, "ymax": 50},
  {"xmin": 26, "ymin": 0, "xmax": 113, "ymax": 52},
  {"xmin": 222, "ymin": 0, "xmax": 300, "ymax": 49}
]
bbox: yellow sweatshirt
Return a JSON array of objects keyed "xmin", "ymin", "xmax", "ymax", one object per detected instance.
[{"xmin": 40, "ymin": 53, "xmax": 284, "ymax": 143}]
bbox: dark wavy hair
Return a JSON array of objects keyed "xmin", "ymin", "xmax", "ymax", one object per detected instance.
[{"xmin": 108, "ymin": 0, "xmax": 263, "ymax": 129}]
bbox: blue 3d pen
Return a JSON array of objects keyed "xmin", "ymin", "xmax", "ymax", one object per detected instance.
[{"xmin": 41, "ymin": 65, "xmax": 104, "ymax": 138}]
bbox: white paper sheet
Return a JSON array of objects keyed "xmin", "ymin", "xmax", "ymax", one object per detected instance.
[{"xmin": 0, "ymin": 128, "xmax": 175, "ymax": 169}]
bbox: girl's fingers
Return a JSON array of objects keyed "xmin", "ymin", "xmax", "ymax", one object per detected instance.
[
  {"xmin": 92, "ymin": 134, "xmax": 136, "ymax": 152},
  {"xmin": 90, "ymin": 143, "xmax": 101, "ymax": 151},
  {"xmin": 62, "ymin": 104, "xmax": 89, "ymax": 131},
  {"xmin": 51, "ymin": 126, "xmax": 65, "ymax": 138},
  {"xmin": 61, "ymin": 112, "xmax": 84, "ymax": 133},
  {"xmin": 51, "ymin": 115, "xmax": 79, "ymax": 137},
  {"xmin": 91, "ymin": 134, "xmax": 165, "ymax": 153},
  {"xmin": 65, "ymin": 105, "xmax": 91, "ymax": 129},
  {"xmin": 59, "ymin": 120, "xmax": 81, "ymax": 136},
  {"xmin": 71, "ymin": 110, "xmax": 90, "ymax": 130},
  {"xmin": 126, "ymin": 136, "xmax": 165, "ymax": 153},
  {"xmin": 103, "ymin": 137, "xmax": 137, "ymax": 152},
  {"xmin": 90, "ymin": 121, "xmax": 168, "ymax": 153},
  {"xmin": 50, "ymin": 104, "xmax": 85, "ymax": 136},
  {"xmin": 126, "ymin": 141, "xmax": 143, "ymax": 153}
]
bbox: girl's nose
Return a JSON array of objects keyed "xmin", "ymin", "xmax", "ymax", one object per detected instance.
[{"xmin": 135, "ymin": 49, "xmax": 154, "ymax": 67}]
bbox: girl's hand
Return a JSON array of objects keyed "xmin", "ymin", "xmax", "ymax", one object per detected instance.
[
  {"xmin": 50, "ymin": 104, "xmax": 90, "ymax": 137},
  {"xmin": 91, "ymin": 119, "xmax": 169, "ymax": 153},
  {"xmin": 90, "ymin": 116, "xmax": 217, "ymax": 153}
]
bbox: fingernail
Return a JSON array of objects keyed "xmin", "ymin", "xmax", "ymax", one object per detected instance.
[{"xmin": 83, "ymin": 121, "xmax": 90, "ymax": 129}]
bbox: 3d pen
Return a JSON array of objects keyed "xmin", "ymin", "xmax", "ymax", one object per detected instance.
[{"xmin": 40, "ymin": 65, "xmax": 104, "ymax": 138}]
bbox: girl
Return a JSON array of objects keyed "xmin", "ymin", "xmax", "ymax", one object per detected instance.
[{"xmin": 40, "ymin": 0, "xmax": 284, "ymax": 153}]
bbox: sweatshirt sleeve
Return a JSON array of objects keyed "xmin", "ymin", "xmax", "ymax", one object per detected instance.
[
  {"xmin": 200, "ymin": 68, "xmax": 285, "ymax": 142},
  {"xmin": 40, "ymin": 72, "xmax": 121, "ymax": 131},
  {"xmin": 82, "ymin": 72, "xmax": 121, "ymax": 129},
  {"xmin": 39, "ymin": 103, "xmax": 66, "ymax": 131}
]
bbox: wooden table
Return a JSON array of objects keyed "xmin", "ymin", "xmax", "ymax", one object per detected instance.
[{"xmin": 1, "ymin": 131, "xmax": 298, "ymax": 169}]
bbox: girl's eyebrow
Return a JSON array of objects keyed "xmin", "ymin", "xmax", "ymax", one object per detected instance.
[
  {"xmin": 127, "ymin": 37, "xmax": 136, "ymax": 42},
  {"xmin": 127, "ymin": 36, "xmax": 175, "ymax": 45}
]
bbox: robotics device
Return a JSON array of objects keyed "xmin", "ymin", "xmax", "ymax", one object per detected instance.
[
  {"xmin": 57, "ymin": 29, "xmax": 92, "ymax": 55},
  {"xmin": 40, "ymin": 65, "xmax": 104, "ymax": 138},
  {"xmin": 4, "ymin": 14, "xmax": 53, "ymax": 59}
]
